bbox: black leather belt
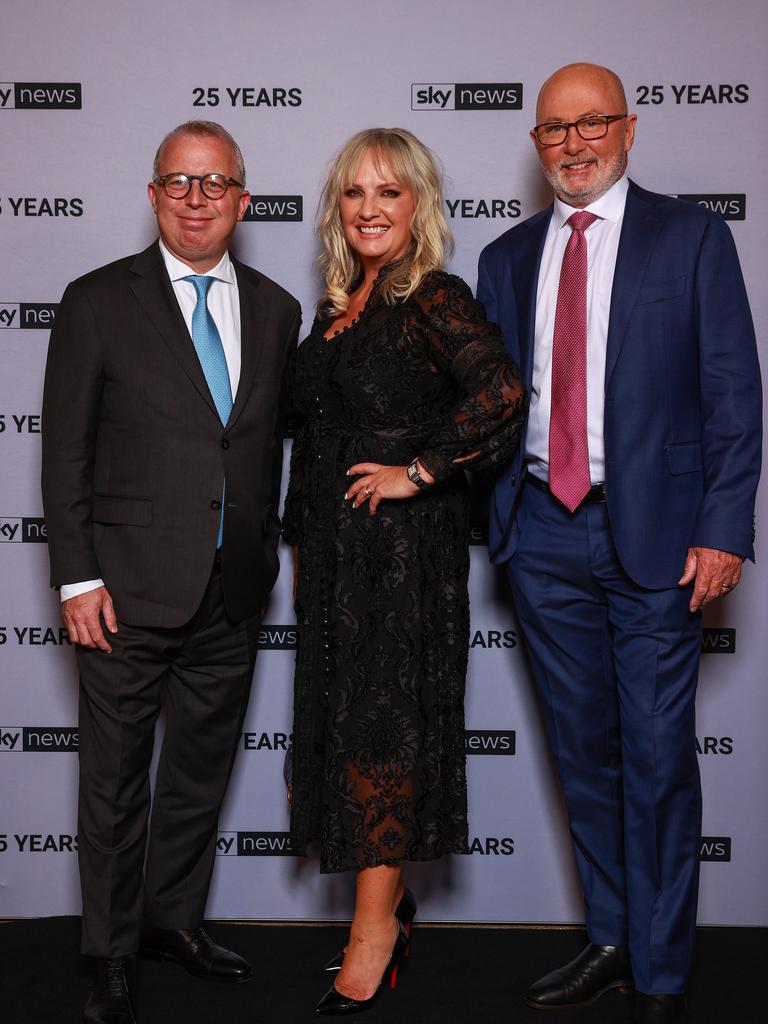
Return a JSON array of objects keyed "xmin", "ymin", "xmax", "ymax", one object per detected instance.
[{"xmin": 525, "ymin": 470, "xmax": 607, "ymax": 505}]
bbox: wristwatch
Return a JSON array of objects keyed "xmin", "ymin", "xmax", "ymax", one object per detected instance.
[{"xmin": 407, "ymin": 459, "xmax": 431, "ymax": 490}]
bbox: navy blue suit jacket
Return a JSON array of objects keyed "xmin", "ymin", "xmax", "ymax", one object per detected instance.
[{"xmin": 477, "ymin": 180, "xmax": 761, "ymax": 588}]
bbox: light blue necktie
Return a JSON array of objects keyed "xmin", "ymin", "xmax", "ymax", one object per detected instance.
[{"xmin": 183, "ymin": 275, "xmax": 233, "ymax": 547}]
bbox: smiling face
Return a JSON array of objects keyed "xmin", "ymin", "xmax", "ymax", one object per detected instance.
[
  {"xmin": 148, "ymin": 132, "xmax": 250, "ymax": 272},
  {"xmin": 339, "ymin": 148, "xmax": 416, "ymax": 274},
  {"xmin": 532, "ymin": 64, "xmax": 636, "ymax": 208}
]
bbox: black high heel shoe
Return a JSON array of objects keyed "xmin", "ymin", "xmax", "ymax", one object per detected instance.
[
  {"xmin": 322, "ymin": 887, "xmax": 416, "ymax": 972},
  {"xmin": 314, "ymin": 920, "xmax": 409, "ymax": 1016}
]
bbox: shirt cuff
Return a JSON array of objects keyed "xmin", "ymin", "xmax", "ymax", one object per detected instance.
[{"xmin": 60, "ymin": 579, "xmax": 105, "ymax": 602}]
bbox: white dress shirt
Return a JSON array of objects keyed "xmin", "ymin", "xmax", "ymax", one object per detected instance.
[
  {"xmin": 60, "ymin": 241, "xmax": 241, "ymax": 602},
  {"xmin": 159, "ymin": 240, "xmax": 242, "ymax": 399},
  {"xmin": 525, "ymin": 174, "xmax": 629, "ymax": 484}
]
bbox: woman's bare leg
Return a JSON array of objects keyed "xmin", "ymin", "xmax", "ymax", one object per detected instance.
[{"xmin": 334, "ymin": 864, "xmax": 401, "ymax": 1000}]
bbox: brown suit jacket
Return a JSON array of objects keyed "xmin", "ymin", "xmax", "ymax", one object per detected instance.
[{"xmin": 42, "ymin": 241, "xmax": 301, "ymax": 626}]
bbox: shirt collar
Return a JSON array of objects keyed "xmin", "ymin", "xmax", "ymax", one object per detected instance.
[
  {"xmin": 158, "ymin": 238, "xmax": 236, "ymax": 285},
  {"xmin": 552, "ymin": 174, "xmax": 629, "ymax": 230}
]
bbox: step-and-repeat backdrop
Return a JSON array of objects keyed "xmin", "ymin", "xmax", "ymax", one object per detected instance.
[{"xmin": 1, "ymin": 0, "xmax": 766, "ymax": 925}]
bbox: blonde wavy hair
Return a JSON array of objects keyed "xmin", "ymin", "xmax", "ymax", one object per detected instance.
[{"xmin": 316, "ymin": 128, "xmax": 454, "ymax": 316}]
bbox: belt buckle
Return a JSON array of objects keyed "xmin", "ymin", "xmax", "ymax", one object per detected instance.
[{"xmin": 583, "ymin": 483, "xmax": 606, "ymax": 505}]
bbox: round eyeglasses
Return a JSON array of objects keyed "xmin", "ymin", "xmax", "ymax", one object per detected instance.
[
  {"xmin": 153, "ymin": 172, "xmax": 244, "ymax": 199},
  {"xmin": 532, "ymin": 114, "xmax": 627, "ymax": 147}
]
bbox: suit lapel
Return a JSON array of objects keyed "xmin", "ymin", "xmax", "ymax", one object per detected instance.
[
  {"xmin": 514, "ymin": 208, "xmax": 552, "ymax": 390},
  {"xmin": 129, "ymin": 242, "xmax": 219, "ymax": 418},
  {"xmin": 227, "ymin": 259, "xmax": 266, "ymax": 432},
  {"xmin": 605, "ymin": 181, "xmax": 666, "ymax": 385}
]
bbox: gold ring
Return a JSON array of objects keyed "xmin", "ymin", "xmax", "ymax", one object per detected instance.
[{"xmin": 365, "ymin": 486, "xmax": 372, "ymax": 496}]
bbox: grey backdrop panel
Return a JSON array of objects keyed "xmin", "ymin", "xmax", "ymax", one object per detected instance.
[{"xmin": 1, "ymin": 0, "xmax": 766, "ymax": 925}]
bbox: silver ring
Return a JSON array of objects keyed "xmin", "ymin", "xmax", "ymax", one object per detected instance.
[{"xmin": 720, "ymin": 583, "xmax": 732, "ymax": 590}]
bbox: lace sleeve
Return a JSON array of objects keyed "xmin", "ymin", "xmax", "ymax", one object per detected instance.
[{"xmin": 408, "ymin": 272, "xmax": 527, "ymax": 481}]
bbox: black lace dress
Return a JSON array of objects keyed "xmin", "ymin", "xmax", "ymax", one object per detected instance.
[{"xmin": 282, "ymin": 270, "xmax": 525, "ymax": 874}]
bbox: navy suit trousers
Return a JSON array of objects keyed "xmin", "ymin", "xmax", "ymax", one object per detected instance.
[{"xmin": 507, "ymin": 481, "xmax": 702, "ymax": 994}]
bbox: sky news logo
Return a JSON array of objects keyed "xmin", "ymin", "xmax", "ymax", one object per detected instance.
[
  {"xmin": 465, "ymin": 730, "xmax": 516, "ymax": 755},
  {"xmin": 677, "ymin": 194, "xmax": 746, "ymax": 220},
  {"xmin": 258, "ymin": 625, "xmax": 297, "ymax": 649},
  {"xmin": 0, "ymin": 303, "xmax": 58, "ymax": 328},
  {"xmin": 0, "ymin": 517, "xmax": 47, "ymax": 542},
  {"xmin": 700, "ymin": 837, "xmax": 731, "ymax": 862},
  {"xmin": 701, "ymin": 628, "xmax": 735, "ymax": 654},
  {"xmin": 0, "ymin": 727, "xmax": 79, "ymax": 752},
  {"xmin": 411, "ymin": 83, "xmax": 522, "ymax": 111},
  {"xmin": 243, "ymin": 196, "xmax": 302, "ymax": 222},
  {"xmin": 216, "ymin": 831, "xmax": 293, "ymax": 856},
  {"xmin": 0, "ymin": 82, "xmax": 82, "ymax": 109}
]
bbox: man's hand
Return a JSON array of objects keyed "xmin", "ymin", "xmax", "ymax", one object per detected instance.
[
  {"xmin": 678, "ymin": 546, "xmax": 743, "ymax": 613},
  {"xmin": 61, "ymin": 586, "xmax": 118, "ymax": 652}
]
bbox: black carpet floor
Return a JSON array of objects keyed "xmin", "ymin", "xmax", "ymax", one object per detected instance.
[{"xmin": 0, "ymin": 918, "xmax": 764, "ymax": 1024}]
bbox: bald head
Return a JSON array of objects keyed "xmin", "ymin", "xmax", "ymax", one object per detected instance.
[
  {"xmin": 531, "ymin": 62, "xmax": 636, "ymax": 208},
  {"xmin": 536, "ymin": 63, "xmax": 628, "ymax": 123}
]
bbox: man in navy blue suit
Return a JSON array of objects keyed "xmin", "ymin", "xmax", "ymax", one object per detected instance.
[{"xmin": 478, "ymin": 63, "xmax": 761, "ymax": 1024}]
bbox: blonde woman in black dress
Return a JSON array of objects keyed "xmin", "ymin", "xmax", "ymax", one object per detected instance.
[{"xmin": 282, "ymin": 128, "xmax": 526, "ymax": 1015}]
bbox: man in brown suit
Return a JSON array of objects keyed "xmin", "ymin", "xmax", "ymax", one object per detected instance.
[{"xmin": 42, "ymin": 121, "xmax": 300, "ymax": 1023}]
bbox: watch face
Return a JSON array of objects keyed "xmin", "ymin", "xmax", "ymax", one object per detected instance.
[{"xmin": 408, "ymin": 461, "xmax": 426, "ymax": 488}]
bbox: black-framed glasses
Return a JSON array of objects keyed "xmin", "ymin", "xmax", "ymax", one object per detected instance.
[
  {"xmin": 532, "ymin": 114, "xmax": 627, "ymax": 147},
  {"xmin": 153, "ymin": 172, "xmax": 244, "ymax": 199}
]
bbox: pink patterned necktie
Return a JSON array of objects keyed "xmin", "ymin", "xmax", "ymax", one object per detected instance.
[{"xmin": 548, "ymin": 210, "xmax": 599, "ymax": 512}]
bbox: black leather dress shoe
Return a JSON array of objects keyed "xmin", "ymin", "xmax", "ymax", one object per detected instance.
[
  {"xmin": 633, "ymin": 993, "xmax": 690, "ymax": 1022},
  {"xmin": 524, "ymin": 943, "xmax": 634, "ymax": 1009},
  {"xmin": 139, "ymin": 926, "xmax": 252, "ymax": 983},
  {"xmin": 83, "ymin": 956, "xmax": 136, "ymax": 1024}
]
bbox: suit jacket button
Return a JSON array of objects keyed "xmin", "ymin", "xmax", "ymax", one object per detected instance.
[
  {"xmin": 221, "ymin": 438, "xmax": 230, "ymax": 450},
  {"xmin": 211, "ymin": 499, "xmax": 222, "ymax": 510},
  {"xmin": 511, "ymin": 473, "xmax": 517, "ymax": 485}
]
